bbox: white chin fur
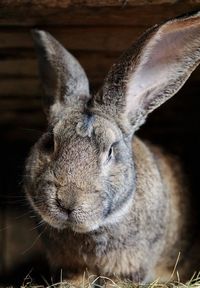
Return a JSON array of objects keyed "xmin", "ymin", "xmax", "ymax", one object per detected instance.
[{"xmin": 70, "ymin": 223, "xmax": 100, "ymax": 233}]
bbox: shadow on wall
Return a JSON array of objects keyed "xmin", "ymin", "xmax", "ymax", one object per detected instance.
[{"xmin": 0, "ymin": 142, "xmax": 49, "ymax": 286}]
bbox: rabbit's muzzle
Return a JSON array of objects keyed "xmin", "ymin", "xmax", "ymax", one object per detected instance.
[
  {"xmin": 27, "ymin": 180, "xmax": 104, "ymax": 233},
  {"xmin": 55, "ymin": 196, "xmax": 87, "ymax": 227},
  {"xmin": 52, "ymin": 184, "xmax": 100, "ymax": 231}
]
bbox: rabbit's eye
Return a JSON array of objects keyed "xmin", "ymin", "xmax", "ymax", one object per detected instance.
[
  {"xmin": 103, "ymin": 142, "xmax": 118, "ymax": 165},
  {"xmin": 42, "ymin": 133, "xmax": 54, "ymax": 153},
  {"xmin": 107, "ymin": 145, "xmax": 114, "ymax": 162}
]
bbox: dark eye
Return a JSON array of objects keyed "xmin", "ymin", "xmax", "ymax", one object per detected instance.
[
  {"xmin": 107, "ymin": 144, "xmax": 114, "ymax": 162},
  {"xmin": 41, "ymin": 132, "xmax": 54, "ymax": 153}
]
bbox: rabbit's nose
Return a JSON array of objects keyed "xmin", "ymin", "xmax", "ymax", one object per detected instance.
[{"xmin": 56, "ymin": 198, "xmax": 73, "ymax": 217}]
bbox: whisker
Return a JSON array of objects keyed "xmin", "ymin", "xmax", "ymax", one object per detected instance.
[
  {"xmin": 30, "ymin": 220, "xmax": 46, "ymax": 231},
  {"xmin": 22, "ymin": 226, "xmax": 47, "ymax": 255},
  {"xmin": 0, "ymin": 223, "xmax": 14, "ymax": 232},
  {"xmin": 15, "ymin": 210, "xmax": 36, "ymax": 219},
  {"xmin": 0, "ymin": 211, "xmax": 38, "ymax": 232}
]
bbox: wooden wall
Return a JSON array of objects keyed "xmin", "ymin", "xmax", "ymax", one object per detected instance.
[
  {"xmin": 0, "ymin": 0, "xmax": 200, "ymax": 141},
  {"xmin": 0, "ymin": 1, "xmax": 200, "ymax": 285}
]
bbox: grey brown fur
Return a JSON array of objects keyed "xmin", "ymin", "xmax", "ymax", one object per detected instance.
[{"xmin": 25, "ymin": 11, "xmax": 200, "ymax": 284}]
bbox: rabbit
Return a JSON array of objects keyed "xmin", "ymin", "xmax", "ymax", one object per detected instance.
[{"xmin": 24, "ymin": 10, "xmax": 200, "ymax": 284}]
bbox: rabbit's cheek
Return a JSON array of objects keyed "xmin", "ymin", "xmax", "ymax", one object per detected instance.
[{"xmin": 27, "ymin": 184, "xmax": 69, "ymax": 229}]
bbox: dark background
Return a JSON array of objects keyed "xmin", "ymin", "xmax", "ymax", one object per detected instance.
[{"xmin": 0, "ymin": 1, "xmax": 200, "ymax": 286}]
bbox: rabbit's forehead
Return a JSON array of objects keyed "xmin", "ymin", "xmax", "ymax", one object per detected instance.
[{"xmin": 53, "ymin": 113, "xmax": 121, "ymax": 148}]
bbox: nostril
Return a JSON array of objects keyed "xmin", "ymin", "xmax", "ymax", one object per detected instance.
[
  {"xmin": 64, "ymin": 208, "xmax": 73, "ymax": 216},
  {"xmin": 56, "ymin": 198, "xmax": 73, "ymax": 216}
]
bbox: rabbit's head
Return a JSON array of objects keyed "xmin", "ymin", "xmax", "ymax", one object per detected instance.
[{"xmin": 25, "ymin": 11, "xmax": 200, "ymax": 233}]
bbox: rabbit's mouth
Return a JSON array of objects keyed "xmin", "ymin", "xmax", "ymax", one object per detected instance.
[
  {"xmin": 51, "ymin": 208, "xmax": 99, "ymax": 232},
  {"xmin": 40, "ymin": 203, "xmax": 102, "ymax": 232},
  {"xmin": 27, "ymin": 191, "xmax": 102, "ymax": 232}
]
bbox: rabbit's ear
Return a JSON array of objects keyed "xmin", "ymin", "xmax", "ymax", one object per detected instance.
[
  {"xmin": 94, "ymin": 11, "xmax": 200, "ymax": 133},
  {"xmin": 32, "ymin": 30, "xmax": 90, "ymax": 113}
]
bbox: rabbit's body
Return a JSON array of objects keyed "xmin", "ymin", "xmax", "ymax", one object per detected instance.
[
  {"xmin": 26, "ymin": 137, "xmax": 193, "ymax": 282},
  {"xmin": 25, "ymin": 11, "xmax": 200, "ymax": 284}
]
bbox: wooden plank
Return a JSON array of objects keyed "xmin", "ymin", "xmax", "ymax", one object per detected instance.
[
  {"xmin": 0, "ymin": 98, "xmax": 41, "ymax": 110},
  {"xmin": 0, "ymin": 78, "xmax": 40, "ymax": 97},
  {"xmin": 0, "ymin": 4, "xmax": 199, "ymax": 27},
  {"xmin": 0, "ymin": 0, "xmax": 181, "ymax": 9},
  {"xmin": 0, "ymin": 111, "xmax": 45, "ymax": 126},
  {"xmin": 0, "ymin": 27, "xmax": 144, "ymax": 52},
  {"xmin": 0, "ymin": 59, "xmax": 38, "ymax": 77}
]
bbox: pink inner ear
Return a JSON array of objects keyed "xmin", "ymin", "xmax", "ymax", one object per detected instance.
[{"xmin": 125, "ymin": 23, "xmax": 200, "ymax": 118}]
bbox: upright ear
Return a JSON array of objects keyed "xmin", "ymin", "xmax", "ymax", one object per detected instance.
[
  {"xmin": 93, "ymin": 11, "xmax": 200, "ymax": 133},
  {"xmin": 32, "ymin": 30, "xmax": 90, "ymax": 114}
]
